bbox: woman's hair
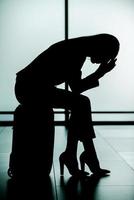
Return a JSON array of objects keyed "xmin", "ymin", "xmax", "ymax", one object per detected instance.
[{"xmin": 84, "ymin": 33, "xmax": 120, "ymax": 58}]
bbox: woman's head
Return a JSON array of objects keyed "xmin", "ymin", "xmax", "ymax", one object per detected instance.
[{"xmin": 84, "ymin": 33, "xmax": 120, "ymax": 63}]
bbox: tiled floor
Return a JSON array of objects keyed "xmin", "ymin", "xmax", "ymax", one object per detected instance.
[{"xmin": 0, "ymin": 125, "xmax": 134, "ymax": 199}]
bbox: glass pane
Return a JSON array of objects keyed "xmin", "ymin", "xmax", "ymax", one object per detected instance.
[
  {"xmin": 0, "ymin": 0, "xmax": 64, "ymax": 111},
  {"xmin": 56, "ymin": 83, "xmax": 65, "ymax": 89},
  {"xmin": 54, "ymin": 113, "xmax": 65, "ymax": 121},
  {"xmin": 92, "ymin": 113, "xmax": 134, "ymax": 122},
  {"xmin": 69, "ymin": 0, "xmax": 134, "ymax": 111}
]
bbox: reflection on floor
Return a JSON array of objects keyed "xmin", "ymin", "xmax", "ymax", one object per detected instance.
[{"xmin": 0, "ymin": 126, "xmax": 134, "ymax": 200}]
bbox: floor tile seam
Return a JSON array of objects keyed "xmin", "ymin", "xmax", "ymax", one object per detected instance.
[
  {"xmin": 52, "ymin": 161, "xmax": 59, "ymax": 200},
  {"xmin": 118, "ymin": 152, "xmax": 134, "ymax": 172},
  {"xmin": 0, "ymin": 127, "xmax": 5, "ymax": 135},
  {"xmin": 94, "ymin": 127, "xmax": 134, "ymax": 139},
  {"xmin": 95, "ymin": 129, "xmax": 134, "ymax": 172},
  {"xmin": 95, "ymin": 129, "xmax": 123, "ymax": 159}
]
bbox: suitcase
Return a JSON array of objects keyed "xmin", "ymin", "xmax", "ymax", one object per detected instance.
[{"xmin": 8, "ymin": 105, "xmax": 55, "ymax": 179}]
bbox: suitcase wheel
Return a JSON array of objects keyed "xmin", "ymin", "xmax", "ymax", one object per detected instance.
[{"xmin": 7, "ymin": 168, "xmax": 14, "ymax": 178}]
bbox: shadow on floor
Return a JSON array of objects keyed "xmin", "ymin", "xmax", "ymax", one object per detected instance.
[
  {"xmin": 6, "ymin": 176, "xmax": 55, "ymax": 200},
  {"xmin": 59, "ymin": 174, "xmax": 109, "ymax": 200}
]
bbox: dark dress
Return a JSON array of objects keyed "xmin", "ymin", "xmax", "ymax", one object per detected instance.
[{"xmin": 15, "ymin": 38, "xmax": 99, "ymax": 140}]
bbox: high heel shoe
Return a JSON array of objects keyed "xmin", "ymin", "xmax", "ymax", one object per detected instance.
[
  {"xmin": 80, "ymin": 151, "xmax": 110, "ymax": 176},
  {"xmin": 59, "ymin": 151, "xmax": 89, "ymax": 176}
]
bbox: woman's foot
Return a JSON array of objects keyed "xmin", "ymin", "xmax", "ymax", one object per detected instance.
[
  {"xmin": 93, "ymin": 168, "xmax": 110, "ymax": 177},
  {"xmin": 59, "ymin": 151, "xmax": 89, "ymax": 176},
  {"xmin": 80, "ymin": 151, "xmax": 110, "ymax": 177}
]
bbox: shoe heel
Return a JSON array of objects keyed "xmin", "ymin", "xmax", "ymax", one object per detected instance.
[
  {"xmin": 80, "ymin": 154, "xmax": 85, "ymax": 171},
  {"xmin": 59, "ymin": 156, "xmax": 64, "ymax": 176},
  {"xmin": 80, "ymin": 159, "xmax": 85, "ymax": 171}
]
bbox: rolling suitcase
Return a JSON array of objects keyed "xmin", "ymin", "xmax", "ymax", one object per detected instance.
[{"xmin": 8, "ymin": 104, "xmax": 55, "ymax": 179}]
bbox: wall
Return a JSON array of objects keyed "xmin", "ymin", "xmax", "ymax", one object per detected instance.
[
  {"xmin": 0, "ymin": 0, "xmax": 64, "ymax": 111},
  {"xmin": 69, "ymin": 0, "xmax": 134, "ymax": 111},
  {"xmin": 0, "ymin": 0, "xmax": 134, "ymax": 113}
]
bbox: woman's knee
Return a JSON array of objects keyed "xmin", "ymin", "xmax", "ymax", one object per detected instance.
[
  {"xmin": 79, "ymin": 94, "xmax": 91, "ymax": 109},
  {"xmin": 71, "ymin": 94, "xmax": 91, "ymax": 114}
]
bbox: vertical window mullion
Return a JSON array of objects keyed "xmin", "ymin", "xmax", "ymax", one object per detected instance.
[{"xmin": 64, "ymin": 0, "xmax": 69, "ymax": 124}]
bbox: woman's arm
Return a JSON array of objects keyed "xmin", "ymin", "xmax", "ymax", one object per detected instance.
[
  {"xmin": 93, "ymin": 58, "xmax": 117, "ymax": 79},
  {"xmin": 68, "ymin": 71, "xmax": 99, "ymax": 94},
  {"xmin": 69, "ymin": 58, "xmax": 117, "ymax": 93}
]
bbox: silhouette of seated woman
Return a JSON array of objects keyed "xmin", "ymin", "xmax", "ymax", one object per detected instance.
[{"xmin": 15, "ymin": 33, "xmax": 120, "ymax": 176}]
